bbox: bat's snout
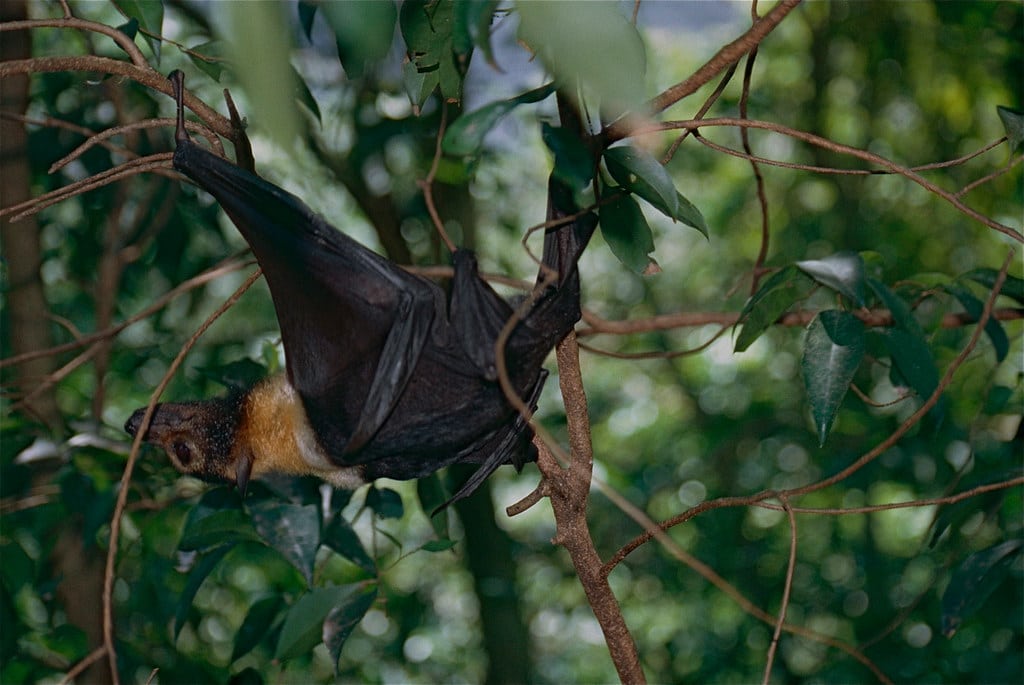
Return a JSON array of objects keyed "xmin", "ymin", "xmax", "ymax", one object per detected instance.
[{"xmin": 124, "ymin": 408, "xmax": 148, "ymax": 438}]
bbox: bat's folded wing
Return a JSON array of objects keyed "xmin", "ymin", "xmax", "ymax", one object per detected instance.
[{"xmin": 173, "ymin": 140, "xmax": 443, "ymax": 455}]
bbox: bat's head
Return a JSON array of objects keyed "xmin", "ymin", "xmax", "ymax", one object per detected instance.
[{"xmin": 125, "ymin": 397, "xmax": 252, "ymax": 490}]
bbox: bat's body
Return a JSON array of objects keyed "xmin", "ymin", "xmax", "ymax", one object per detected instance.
[{"xmin": 125, "ymin": 72, "xmax": 595, "ymax": 503}]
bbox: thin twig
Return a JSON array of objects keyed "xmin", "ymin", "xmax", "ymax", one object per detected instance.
[{"xmin": 101, "ymin": 268, "xmax": 262, "ymax": 684}]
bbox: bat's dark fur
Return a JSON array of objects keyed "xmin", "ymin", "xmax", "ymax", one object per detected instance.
[{"xmin": 125, "ymin": 71, "xmax": 595, "ymax": 505}]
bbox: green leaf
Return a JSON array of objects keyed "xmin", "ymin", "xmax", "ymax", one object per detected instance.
[
  {"xmin": 184, "ymin": 40, "xmax": 230, "ymax": 82},
  {"xmin": 604, "ymin": 146, "xmax": 708, "ymax": 236},
  {"xmin": 366, "ymin": 486, "xmax": 404, "ymax": 519},
  {"xmin": 416, "ymin": 473, "xmax": 450, "ymax": 541},
  {"xmin": 292, "ymin": 66, "xmax": 322, "ymax": 124},
  {"xmin": 868, "ymin": 278, "xmax": 924, "ymax": 335},
  {"xmin": 946, "ymin": 283, "xmax": 1009, "ymax": 362},
  {"xmin": 232, "ymin": 595, "xmax": 286, "ymax": 662},
  {"xmin": 402, "ymin": 60, "xmax": 437, "ymax": 109},
  {"xmin": 179, "ymin": 509, "xmax": 261, "ymax": 552},
  {"xmin": 801, "ymin": 310, "xmax": 865, "ymax": 445},
  {"xmin": 517, "ymin": 0, "xmax": 646, "ymax": 114},
  {"xmin": 116, "ymin": 18, "xmax": 139, "ymax": 41},
  {"xmin": 996, "ymin": 105, "xmax": 1024, "ymax": 151},
  {"xmin": 322, "ymin": 515, "xmax": 376, "ymax": 574},
  {"xmin": 878, "ymin": 328, "xmax": 944, "ymax": 419},
  {"xmin": 400, "ymin": 0, "xmax": 465, "ymax": 104},
  {"xmin": 321, "ymin": 0, "xmax": 398, "ymax": 77},
  {"xmin": 541, "ymin": 123, "xmax": 593, "ymax": 191},
  {"xmin": 248, "ymin": 502, "xmax": 321, "ymax": 586},
  {"xmin": 297, "ymin": 1, "xmax": 318, "ymax": 40},
  {"xmin": 443, "ymin": 83, "xmax": 556, "ymax": 156},
  {"xmin": 114, "ymin": 0, "xmax": 163, "ymax": 64},
  {"xmin": 673, "ymin": 191, "xmax": 710, "ymax": 238},
  {"xmin": 604, "ymin": 146, "xmax": 678, "ymax": 220},
  {"xmin": 325, "ymin": 585, "xmax": 377, "ymax": 672},
  {"xmin": 963, "ymin": 268, "xmax": 1024, "ymax": 304},
  {"xmin": 174, "ymin": 544, "xmax": 234, "ymax": 639},
  {"xmin": 225, "ymin": 1, "xmax": 302, "ymax": 147},
  {"xmin": 942, "ymin": 540, "xmax": 1024, "ymax": 637},
  {"xmin": 735, "ymin": 266, "xmax": 814, "ymax": 352},
  {"xmin": 455, "ymin": 0, "xmax": 500, "ymax": 67},
  {"xmin": 599, "ymin": 192, "xmax": 655, "ymax": 273},
  {"xmin": 275, "ymin": 585, "xmax": 359, "ymax": 660},
  {"xmin": 420, "ymin": 539, "xmax": 459, "ymax": 553},
  {"xmin": 797, "ymin": 252, "xmax": 866, "ymax": 306}
]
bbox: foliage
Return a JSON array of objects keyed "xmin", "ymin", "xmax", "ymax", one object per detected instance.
[{"xmin": 1, "ymin": 1, "xmax": 1022, "ymax": 684}]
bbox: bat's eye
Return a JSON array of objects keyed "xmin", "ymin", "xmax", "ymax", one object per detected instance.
[{"xmin": 172, "ymin": 441, "xmax": 193, "ymax": 466}]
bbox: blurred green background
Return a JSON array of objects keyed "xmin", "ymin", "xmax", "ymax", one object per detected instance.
[{"xmin": 1, "ymin": 1, "xmax": 1021, "ymax": 683}]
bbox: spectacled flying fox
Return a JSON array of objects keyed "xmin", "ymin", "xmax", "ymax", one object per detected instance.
[{"xmin": 125, "ymin": 71, "xmax": 596, "ymax": 505}]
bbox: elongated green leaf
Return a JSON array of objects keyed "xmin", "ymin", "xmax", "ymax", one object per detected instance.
[
  {"xmin": 735, "ymin": 266, "xmax": 814, "ymax": 352},
  {"xmin": 297, "ymin": 1, "xmax": 317, "ymax": 40},
  {"xmin": 797, "ymin": 252, "xmax": 866, "ymax": 306},
  {"xmin": 674, "ymin": 191, "xmax": 709, "ymax": 238},
  {"xmin": 421, "ymin": 539, "xmax": 459, "ymax": 553},
  {"xmin": 232, "ymin": 595, "xmax": 286, "ymax": 662},
  {"xmin": 184, "ymin": 40, "xmax": 229, "ymax": 82},
  {"xmin": 878, "ymin": 328, "xmax": 944, "ymax": 420},
  {"xmin": 946, "ymin": 283, "xmax": 1009, "ymax": 362},
  {"xmin": 321, "ymin": 1, "xmax": 398, "ymax": 77},
  {"xmin": 366, "ymin": 486, "xmax": 404, "ymax": 519},
  {"xmin": 541, "ymin": 123, "xmax": 593, "ymax": 191},
  {"xmin": 248, "ymin": 502, "xmax": 321, "ymax": 586},
  {"xmin": 322, "ymin": 515, "xmax": 376, "ymax": 574},
  {"xmin": 225, "ymin": 1, "xmax": 301, "ymax": 146},
  {"xmin": 114, "ymin": 0, "xmax": 163, "ymax": 64},
  {"xmin": 801, "ymin": 310, "xmax": 865, "ymax": 445},
  {"xmin": 275, "ymin": 585, "xmax": 358, "ymax": 660},
  {"xmin": 603, "ymin": 146, "xmax": 708, "ymax": 236},
  {"xmin": 963, "ymin": 268, "xmax": 1024, "ymax": 304},
  {"xmin": 517, "ymin": 0, "xmax": 646, "ymax": 114},
  {"xmin": 174, "ymin": 544, "xmax": 234, "ymax": 639},
  {"xmin": 179, "ymin": 509, "xmax": 261, "ymax": 552},
  {"xmin": 942, "ymin": 540, "xmax": 1024, "ymax": 637},
  {"xmin": 455, "ymin": 0, "xmax": 500, "ymax": 66},
  {"xmin": 599, "ymin": 192, "xmax": 655, "ymax": 273},
  {"xmin": 325, "ymin": 585, "xmax": 378, "ymax": 672},
  {"xmin": 604, "ymin": 146, "xmax": 678, "ymax": 220},
  {"xmin": 868, "ymin": 278, "xmax": 923, "ymax": 335},
  {"xmin": 996, "ymin": 105, "xmax": 1024, "ymax": 151},
  {"xmin": 416, "ymin": 473, "xmax": 450, "ymax": 541},
  {"xmin": 443, "ymin": 83, "xmax": 555, "ymax": 156},
  {"xmin": 400, "ymin": 0, "xmax": 464, "ymax": 104}
]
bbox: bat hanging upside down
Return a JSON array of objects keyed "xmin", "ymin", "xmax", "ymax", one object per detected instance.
[{"xmin": 124, "ymin": 71, "xmax": 596, "ymax": 505}]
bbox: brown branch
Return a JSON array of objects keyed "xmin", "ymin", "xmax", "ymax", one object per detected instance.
[
  {"xmin": 101, "ymin": 268, "xmax": 262, "ymax": 684},
  {"xmin": 639, "ymin": 117, "xmax": 1023, "ymax": 241},
  {"xmin": 607, "ymin": 250, "xmax": 1016, "ymax": 572},
  {"xmin": 0, "ymin": 257, "xmax": 250, "ymax": 370},
  {"xmin": 540, "ymin": 334, "xmax": 646, "ymax": 684},
  {"xmin": 578, "ymin": 306, "xmax": 1024, "ymax": 337},
  {"xmin": 754, "ymin": 475, "xmax": 1024, "ymax": 515},
  {"xmin": 416, "ymin": 102, "xmax": 457, "ymax": 253},
  {"xmin": 0, "ymin": 16, "xmax": 149, "ymax": 67},
  {"xmin": 605, "ymin": 0, "xmax": 802, "ymax": 139},
  {"xmin": 762, "ymin": 496, "xmax": 796, "ymax": 685},
  {"xmin": 1, "ymin": 153, "xmax": 174, "ymax": 221},
  {"xmin": 0, "ymin": 55, "xmax": 232, "ymax": 138}
]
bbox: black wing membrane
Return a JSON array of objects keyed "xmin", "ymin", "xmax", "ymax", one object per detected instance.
[{"xmin": 168, "ymin": 71, "xmax": 595, "ymax": 502}]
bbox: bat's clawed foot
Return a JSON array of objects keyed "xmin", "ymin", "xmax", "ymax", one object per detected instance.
[{"xmin": 167, "ymin": 69, "xmax": 189, "ymax": 143}]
